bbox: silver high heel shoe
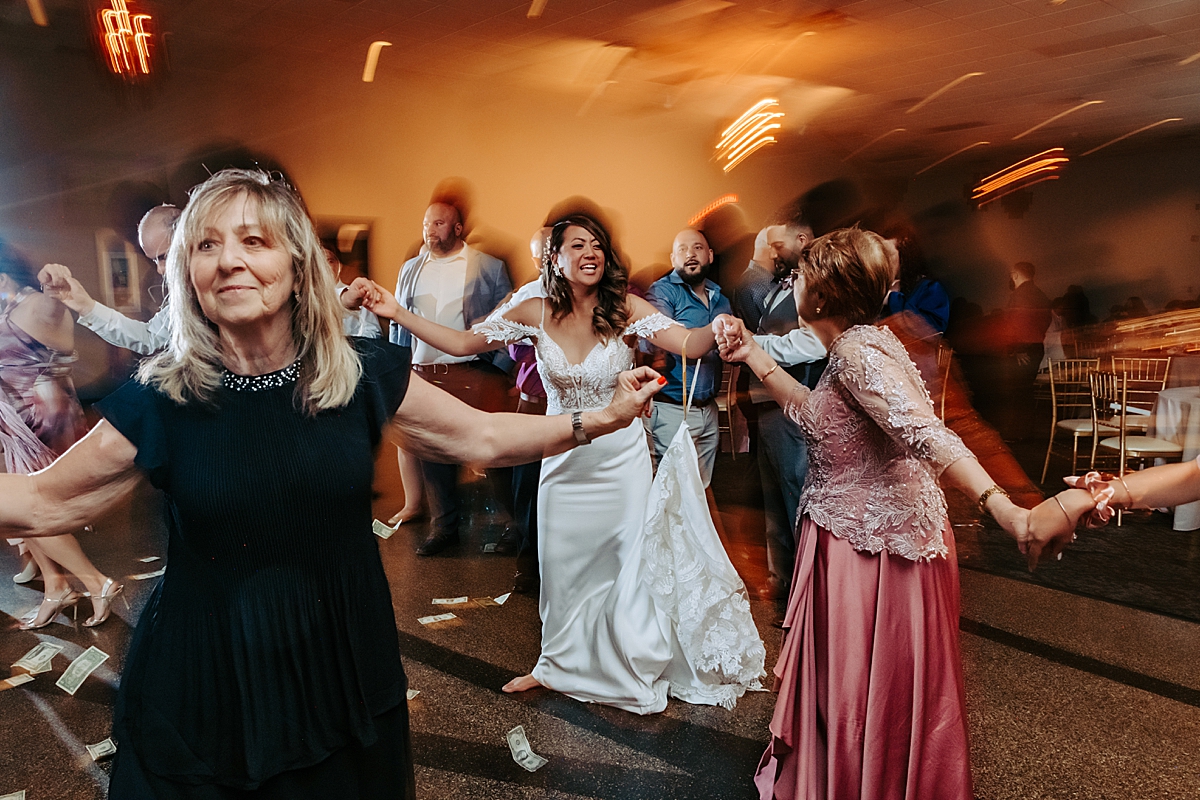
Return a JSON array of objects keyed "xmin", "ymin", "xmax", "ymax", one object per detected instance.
[
  {"xmin": 18, "ymin": 588, "xmax": 82, "ymax": 630},
  {"xmin": 84, "ymin": 579, "xmax": 128, "ymax": 627}
]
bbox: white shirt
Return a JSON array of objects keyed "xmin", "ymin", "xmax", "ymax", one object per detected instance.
[
  {"xmin": 411, "ymin": 246, "xmax": 473, "ymax": 365},
  {"xmin": 486, "ymin": 277, "xmax": 546, "ymax": 343},
  {"xmin": 78, "ymin": 303, "xmax": 170, "ymax": 355}
]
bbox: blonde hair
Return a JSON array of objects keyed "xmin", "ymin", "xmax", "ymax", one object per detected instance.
[
  {"xmin": 139, "ymin": 169, "xmax": 361, "ymax": 415},
  {"xmin": 801, "ymin": 227, "xmax": 892, "ymax": 327}
]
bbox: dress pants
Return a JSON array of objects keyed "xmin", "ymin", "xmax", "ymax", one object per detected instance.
[
  {"xmin": 644, "ymin": 401, "xmax": 720, "ymax": 488},
  {"xmin": 756, "ymin": 405, "xmax": 810, "ymax": 593},
  {"xmin": 512, "ymin": 396, "xmax": 545, "ymax": 565}
]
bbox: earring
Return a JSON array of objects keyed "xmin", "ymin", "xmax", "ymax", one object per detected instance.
[{"xmin": 815, "ymin": 306, "xmax": 822, "ymax": 315}]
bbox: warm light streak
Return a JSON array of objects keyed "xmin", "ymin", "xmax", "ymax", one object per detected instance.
[
  {"xmin": 915, "ymin": 141, "xmax": 989, "ymax": 175},
  {"xmin": 687, "ymin": 194, "xmax": 739, "ymax": 227},
  {"xmin": 972, "ymin": 148, "xmax": 1068, "ymax": 202},
  {"xmin": 906, "ymin": 72, "xmax": 984, "ymax": 114},
  {"xmin": 99, "ymin": 0, "xmax": 152, "ymax": 77},
  {"xmin": 977, "ymin": 174, "xmax": 1060, "ymax": 206},
  {"xmin": 1180, "ymin": 52, "xmax": 1200, "ymax": 66},
  {"xmin": 528, "ymin": 0, "xmax": 549, "ymax": 18},
  {"xmin": 26, "ymin": 0, "xmax": 48, "ymax": 26},
  {"xmin": 362, "ymin": 41, "xmax": 391, "ymax": 82},
  {"xmin": 1079, "ymin": 118, "xmax": 1182, "ymax": 156},
  {"xmin": 716, "ymin": 99, "xmax": 783, "ymax": 172},
  {"xmin": 1012, "ymin": 100, "xmax": 1103, "ymax": 140},
  {"xmin": 842, "ymin": 128, "xmax": 905, "ymax": 161}
]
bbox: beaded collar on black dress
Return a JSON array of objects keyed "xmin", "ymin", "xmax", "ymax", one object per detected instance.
[{"xmin": 221, "ymin": 360, "xmax": 301, "ymax": 392}]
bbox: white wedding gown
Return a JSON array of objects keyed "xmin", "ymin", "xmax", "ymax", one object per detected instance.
[{"xmin": 477, "ymin": 309, "xmax": 765, "ymax": 714}]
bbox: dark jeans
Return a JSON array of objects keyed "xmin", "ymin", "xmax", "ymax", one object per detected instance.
[{"xmin": 756, "ymin": 405, "xmax": 810, "ymax": 591}]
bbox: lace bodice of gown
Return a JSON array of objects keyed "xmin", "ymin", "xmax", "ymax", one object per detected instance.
[
  {"xmin": 475, "ymin": 310, "xmax": 677, "ymax": 415},
  {"xmin": 788, "ymin": 324, "xmax": 973, "ymax": 562}
]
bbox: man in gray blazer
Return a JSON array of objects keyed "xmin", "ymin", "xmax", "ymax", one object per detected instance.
[{"xmin": 390, "ymin": 201, "xmax": 515, "ymax": 555}]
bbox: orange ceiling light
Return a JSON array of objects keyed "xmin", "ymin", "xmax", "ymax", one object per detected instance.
[
  {"xmin": 716, "ymin": 99, "xmax": 783, "ymax": 173},
  {"xmin": 1012, "ymin": 100, "xmax": 1103, "ymax": 140},
  {"xmin": 915, "ymin": 141, "xmax": 989, "ymax": 175},
  {"xmin": 906, "ymin": 72, "xmax": 984, "ymax": 114},
  {"xmin": 687, "ymin": 194, "xmax": 739, "ymax": 227},
  {"xmin": 362, "ymin": 41, "xmax": 391, "ymax": 82},
  {"xmin": 98, "ymin": 0, "xmax": 153, "ymax": 78},
  {"xmin": 972, "ymin": 148, "xmax": 1068, "ymax": 205},
  {"xmin": 1080, "ymin": 118, "xmax": 1183, "ymax": 156}
]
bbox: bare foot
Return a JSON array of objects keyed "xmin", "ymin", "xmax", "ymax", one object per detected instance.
[
  {"xmin": 387, "ymin": 507, "xmax": 424, "ymax": 526},
  {"xmin": 502, "ymin": 674, "xmax": 542, "ymax": 693}
]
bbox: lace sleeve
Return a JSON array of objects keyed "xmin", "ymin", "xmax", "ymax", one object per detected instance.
[
  {"xmin": 472, "ymin": 316, "xmax": 539, "ymax": 345},
  {"xmin": 624, "ymin": 312, "xmax": 680, "ymax": 339},
  {"xmin": 783, "ymin": 384, "xmax": 811, "ymax": 426},
  {"xmin": 833, "ymin": 326, "xmax": 972, "ymax": 474}
]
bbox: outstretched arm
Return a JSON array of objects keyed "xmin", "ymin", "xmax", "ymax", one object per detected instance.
[
  {"xmin": 712, "ymin": 313, "xmax": 808, "ymax": 412},
  {"xmin": 0, "ymin": 421, "xmax": 144, "ymax": 539},
  {"xmin": 391, "ymin": 366, "xmax": 665, "ymax": 466},
  {"xmin": 627, "ymin": 295, "xmax": 716, "ymax": 357},
  {"xmin": 349, "ymin": 278, "xmax": 503, "ymax": 357}
]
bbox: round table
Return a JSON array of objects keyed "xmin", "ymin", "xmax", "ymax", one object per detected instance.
[{"xmin": 1151, "ymin": 386, "xmax": 1200, "ymax": 531}]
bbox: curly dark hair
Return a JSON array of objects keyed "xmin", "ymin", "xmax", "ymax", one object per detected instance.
[{"xmin": 541, "ymin": 215, "xmax": 629, "ymax": 340}]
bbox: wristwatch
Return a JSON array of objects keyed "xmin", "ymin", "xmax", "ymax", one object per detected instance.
[{"xmin": 571, "ymin": 411, "xmax": 591, "ymax": 445}]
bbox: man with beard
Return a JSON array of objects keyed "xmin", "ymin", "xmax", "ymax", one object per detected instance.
[
  {"xmin": 744, "ymin": 217, "xmax": 827, "ymax": 620},
  {"xmin": 390, "ymin": 201, "xmax": 514, "ymax": 555},
  {"xmin": 644, "ymin": 229, "xmax": 732, "ymax": 487}
]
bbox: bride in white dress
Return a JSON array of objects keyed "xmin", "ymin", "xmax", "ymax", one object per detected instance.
[{"xmin": 355, "ymin": 215, "xmax": 764, "ymax": 713}]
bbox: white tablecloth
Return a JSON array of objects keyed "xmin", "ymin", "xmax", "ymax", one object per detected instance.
[{"xmin": 1152, "ymin": 386, "xmax": 1200, "ymax": 531}]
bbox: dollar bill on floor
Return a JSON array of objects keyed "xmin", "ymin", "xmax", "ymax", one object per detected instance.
[
  {"xmin": 0, "ymin": 790, "xmax": 26, "ymax": 800},
  {"xmin": 472, "ymin": 596, "xmax": 500, "ymax": 607},
  {"xmin": 506, "ymin": 725, "xmax": 548, "ymax": 773},
  {"xmin": 0, "ymin": 673, "xmax": 34, "ymax": 691},
  {"xmin": 431, "ymin": 596, "xmax": 468, "ymax": 605},
  {"xmin": 417, "ymin": 613, "xmax": 457, "ymax": 626},
  {"xmin": 137, "ymin": 555, "xmax": 161, "ymax": 563},
  {"xmin": 406, "ymin": 689, "xmax": 420, "ymax": 701},
  {"xmin": 13, "ymin": 642, "xmax": 64, "ymax": 673},
  {"xmin": 130, "ymin": 567, "xmax": 166, "ymax": 581},
  {"xmin": 372, "ymin": 519, "xmax": 398, "ymax": 539},
  {"xmin": 481, "ymin": 542, "xmax": 497, "ymax": 554},
  {"xmin": 494, "ymin": 592, "xmax": 512, "ymax": 606},
  {"xmin": 86, "ymin": 738, "xmax": 117, "ymax": 761},
  {"xmin": 56, "ymin": 646, "xmax": 110, "ymax": 696}
]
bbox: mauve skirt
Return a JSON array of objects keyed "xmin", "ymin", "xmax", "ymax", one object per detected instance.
[{"xmin": 754, "ymin": 518, "xmax": 972, "ymax": 800}]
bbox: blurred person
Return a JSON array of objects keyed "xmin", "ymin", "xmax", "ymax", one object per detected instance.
[
  {"xmin": 744, "ymin": 217, "xmax": 827, "ymax": 618},
  {"xmin": 353, "ymin": 214, "xmax": 765, "ymax": 713},
  {"xmin": 712, "ymin": 228, "xmax": 1031, "ymax": 800},
  {"xmin": 0, "ymin": 170, "xmax": 665, "ymax": 798},
  {"xmin": 732, "ymin": 226, "xmax": 776, "ymax": 334},
  {"xmin": 389, "ymin": 200, "xmax": 515, "ymax": 556},
  {"xmin": 879, "ymin": 223, "xmax": 950, "ymax": 335},
  {"xmin": 39, "ymin": 205, "xmax": 180, "ymax": 355},
  {"xmin": 0, "ymin": 244, "xmax": 122, "ymax": 628},
  {"xmin": 1002, "ymin": 260, "xmax": 1051, "ymax": 441},
  {"xmin": 643, "ymin": 229, "xmax": 732, "ymax": 487},
  {"xmin": 328, "ymin": 248, "xmax": 382, "ymax": 339}
]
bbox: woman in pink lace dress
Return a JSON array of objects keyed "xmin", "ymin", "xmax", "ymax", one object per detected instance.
[{"xmin": 715, "ymin": 228, "xmax": 1031, "ymax": 800}]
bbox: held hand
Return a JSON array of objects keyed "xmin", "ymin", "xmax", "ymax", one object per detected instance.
[
  {"xmin": 712, "ymin": 314, "xmax": 757, "ymax": 363},
  {"xmin": 38, "ymin": 264, "xmax": 95, "ymax": 315},
  {"xmin": 606, "ymin": 367, "xmax": 665, "ymax": 427},
  {"xmin": 360, "ymin": 280, "xmax": 403, "ymax": 320},
  {"xmin": 1025, "ymin": 494, "xmax": 1079, "ymax": 570},
  {"xmin": 989, "ymin": 498, "xmax": 1031, "ymax": 559},
  {"xmin": 341, "ymin": 277, "xmax": 374, "ymax": 310}
]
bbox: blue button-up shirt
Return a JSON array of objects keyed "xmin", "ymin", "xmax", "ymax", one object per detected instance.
[{"xmin": 645, "ymin": 270, "xmax": 733, "ymax": 403}]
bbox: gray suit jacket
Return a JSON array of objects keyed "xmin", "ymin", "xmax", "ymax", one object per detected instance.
[{"xmin": 389, "ymin": 246, "xmax": 514, "ymax": 372}]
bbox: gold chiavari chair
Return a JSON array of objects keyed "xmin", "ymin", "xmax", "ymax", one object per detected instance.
[
  {"xmin": 1089, "ymin": 371, "xmax": 1183, "ymax": 525},
  {"xmin": 935, "ymin": 341, "xmax": 953, "ymax": 421},
  {"xmin": 1041, "ymin": 358, "xmax": 1108, "ymax": 483},
  {"xmin": 1110, "ymin": 356, "xmax": 1171, "ymax": 433}
]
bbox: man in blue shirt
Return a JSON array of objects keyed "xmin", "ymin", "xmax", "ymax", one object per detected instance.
[{"xmin": 644, "ymin": 229, "xmax": 733, "ymax": 487}]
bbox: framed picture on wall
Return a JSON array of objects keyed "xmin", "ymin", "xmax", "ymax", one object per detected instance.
[
  {"xmin": 94, "ymin": 228, "xmax": 142, "ymax": 314},
  {"xmin": 314, "ymin": 218, "xmax": 372, "ymax": 286}
]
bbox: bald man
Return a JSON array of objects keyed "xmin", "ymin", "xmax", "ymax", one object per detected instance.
[
  {"xmin": 39, "ymin": 205, "xmax": 179, "ymax": 354},
  {"xmin": 390, "ymin": 201, "xmax": 515, "ymax": 556}
]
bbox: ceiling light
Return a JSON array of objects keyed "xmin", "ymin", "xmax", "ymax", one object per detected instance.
[
  {"xmin": 26, "ymin": 0, "xmax": 48, "ymax": 26},
  {"xmin": 1079, "ymin": 118, "xmax": 1182, "ymax": 156},
  {"xmin": 972, "ymin": 148, "xmax": 1068, "ymax": 204},
  {"xmin": 915, "ymin": 141, "xmax": 989, "ymax": 175},
  {"xmin": 97, "ymin": 0, "xmax": 154, "ymax": 78},
  {"xmin": 1179, "ymin": 52, "xmax": 1200, "ymax": 66},
  {"xmin": 528, "ymin": 0, "xmax": 549, "ymax": 19},
  {"xmin": 1012, "ymin": 100, "xmax": 1103, "ymax": 140},
  {"xmin": 716, "ymin": 99, "xmax": 783, "ymax": 173},
  {"xmin": 362, "ymin": 41, "xmax": 391, "ymax": 82},
  {"xmin": 687, "ymin": 195, "xmax": 739, "ymax": 227},
  {"xmin": 906, "ymin": 72, "xmax": 984, "ymax": 114},
  {"xmin": 842, "ymin": 128, "xmax": 905, "ymax": 161}
]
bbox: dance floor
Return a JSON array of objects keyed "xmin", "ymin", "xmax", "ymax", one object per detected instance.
[{"xmin": 1, "ymin": 442, "xmax": 1198, "ymax": 799}]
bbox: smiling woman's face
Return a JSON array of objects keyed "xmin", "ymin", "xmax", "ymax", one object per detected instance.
[
  {"xmin": 554, "ymin": 225, "xmax": 605, "ymax": 286},
  {"xmin": 189, "ymin": 192, "xmax": 295, "ymax": 332}
]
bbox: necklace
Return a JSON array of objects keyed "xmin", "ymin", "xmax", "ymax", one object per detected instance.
[{"xmin": 220, "ymin": 359, "xmax": 300, "ymax": 392}]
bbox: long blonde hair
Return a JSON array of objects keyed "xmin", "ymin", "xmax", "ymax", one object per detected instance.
[{"xmin": 139, "ymin": 169, "xmax": 361, "ymax": 415}]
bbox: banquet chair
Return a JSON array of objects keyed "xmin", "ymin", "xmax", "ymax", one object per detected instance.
[
  {"xmin": 1090, "ymin": 371, "xmax": 1183, "ymax": 525},
  {"xmin": 1041, "ymin": 358, "xmax": 1107, "ymax": 483},
  {"xmin": 715, "ymin": 362, "xmax": 740, "ymax": 459},
  {"xmin": 1110, "ymin": 356, "xmax": 1171, "ymax": 433},
  {"xmin": 935, "ymin": 341, "xmax": 953, "ymax": 421}
]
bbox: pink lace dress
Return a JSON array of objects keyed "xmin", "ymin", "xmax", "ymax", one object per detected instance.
[{"xmin": 755, "ymin": 324, "xmax": 975, "ymax": 800}]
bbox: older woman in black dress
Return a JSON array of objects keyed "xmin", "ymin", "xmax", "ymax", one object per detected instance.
[{"xmin": 0, "ymin": 169, "xmax": 663, "ymax": 799}]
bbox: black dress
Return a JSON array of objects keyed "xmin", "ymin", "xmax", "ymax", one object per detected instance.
[{"xmin": 98, "ymin": 339, "xmax": 416, "ymax": 799}]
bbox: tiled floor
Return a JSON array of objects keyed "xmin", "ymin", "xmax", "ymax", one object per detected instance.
[{"xmin": 2, "ymin": 439, "xmax": 1198, "ymax": 799}]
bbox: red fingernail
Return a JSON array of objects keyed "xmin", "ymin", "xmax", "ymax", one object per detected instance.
[{"xmin": 657, "ymin": 377, "xmax": 667, "ymax": 385}]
